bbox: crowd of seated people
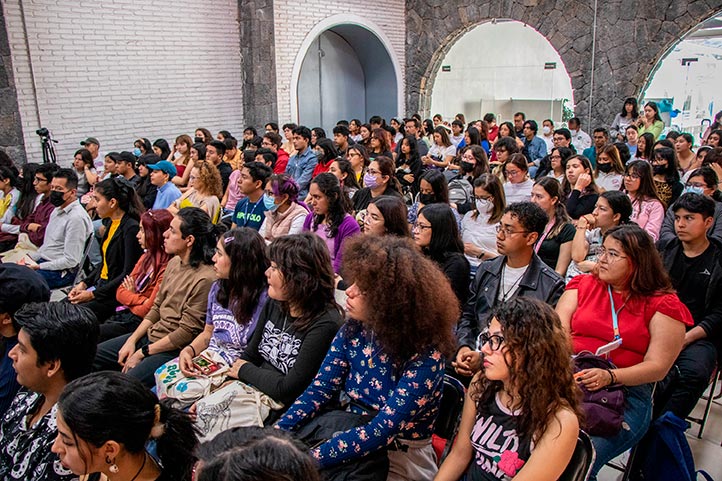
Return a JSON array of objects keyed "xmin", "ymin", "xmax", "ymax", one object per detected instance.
[{"xmin": 0, "ymin": 105, "xmax": 719, "ymax": 481}]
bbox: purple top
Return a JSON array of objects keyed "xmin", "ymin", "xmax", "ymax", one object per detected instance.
[
  {"xmin": 206, "ymin": 281, "xmax": 269, "ymax": 365},
  {"xmin": 303, "ymin": 213, "xmax": 361, "ymax": 273}
]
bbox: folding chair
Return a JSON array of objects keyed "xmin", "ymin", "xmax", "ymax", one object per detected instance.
[
  {"xmin": 433, "ymin": 374, "xmax": 466, "ymax": 463},
  {"xmin": 687, "ymin": 365, "xmax": 721, "ymax": 439},
  {"xmin": 558, "ymin": 431, "xmax": 595, "ymax": 481}
]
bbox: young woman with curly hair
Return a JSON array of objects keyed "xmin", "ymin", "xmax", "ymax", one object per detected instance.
[
  {"xmin": 277, "ymin": 235, "xmax": 460, "ymax": 481},
  {"xmin": 436, "ymin": 297, "xmax": 582, "ymax": 481},
  {"xmin": 168, "ymin": 160, "xmax": 223, "ymax": 223},
  {"xmin": 303, "ymin": 173, "xmax": 360, "ymax": 273}
]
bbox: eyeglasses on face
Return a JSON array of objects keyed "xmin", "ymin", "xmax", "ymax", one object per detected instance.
[
  {"xmin": 412, "ymin": 222, "xmax": 432, "ymax": 231},
  {"xmin": 597, "ymin": 246, "xmax": 627, "ymax": 262},
  {"xmin": 495, "ymin": 225, "xmax": 529, "ymax": 236},
  {"xmin": 476, "ymin": 331, "xmax": 505, "ymax": 351}
]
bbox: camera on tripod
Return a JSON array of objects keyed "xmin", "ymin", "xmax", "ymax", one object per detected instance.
[{"xmin": 36, "ymin": 127, "xmax": 57, "ymax": 164}]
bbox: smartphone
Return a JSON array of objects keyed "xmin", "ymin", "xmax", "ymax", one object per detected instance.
[
  {"xmin": 192, "ymin": 353, "xmax": 221, "ymax": 375},
  {"xmin": 595, "ymin": 338, "xmax": 623, "ymax": 357}
]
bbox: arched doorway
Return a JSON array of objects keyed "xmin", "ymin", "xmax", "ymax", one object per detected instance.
[
  {"xmin": 641, "ymin": 12, "xmax": 722, "ymax": 142},
  {"xmin": 295, "ymin": 22, "xmax": 399, "ymax": 131},
  {"xmin": 428, "ymin": 20, "xmax": 574, "ymax": 125}
]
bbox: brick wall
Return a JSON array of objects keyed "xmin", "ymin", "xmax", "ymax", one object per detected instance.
[
  {"xmin": 2, "ymin": 0, "xmax": 244, "ymax": 166},
  {"xmin": 272, "ymin": 0, "xmax": 406, "ymax": 125}
]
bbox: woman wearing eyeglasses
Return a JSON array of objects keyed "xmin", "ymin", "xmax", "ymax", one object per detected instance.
[
  {"xmin": 622, "ymin": 160, "xmax": 665, "ymax": 241},
  {"xmin": 167, "ymin": 161, "xmax": 223, "ymax": 223},
  {"xmin": 436, "ymin": 297, "xmax": 582, "ymax": 481},
  {"xmin": 555, "ymin": 225, "xmax": 691, "ymax": 480},
  {"xmin": 502, "ymin": 153, "xmax": 534, "ymax": 204},
  {"xmin": 413, "ymin": 203, "xmax": 470, "ymax": 306},
  {"xmin": 67, "ymin": 177, "xmax": 145, "ymax": 323}
]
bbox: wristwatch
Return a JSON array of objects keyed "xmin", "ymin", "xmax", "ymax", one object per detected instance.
[{"xmin": 141, "ymin": 345, "xmax": 150, "ymax": 358}]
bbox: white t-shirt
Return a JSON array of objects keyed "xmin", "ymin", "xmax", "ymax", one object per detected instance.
[
  {"xmin": 497, "ymin": 263, "xmax": 529, "ymax": 302},
  {"xmin": 595, "ymin": 172, "xmax": 624, "ymax": 192},
  {"xmin": 461, "ymin": 210, "xmax": 500, "ymax": 267},
  {"xmin": 428, "ymin": 144, "xmax": 456, "ymax": 160},
  {"xmin": 503, "ymin": 178, "xmax": 534, "ymax": 204}
]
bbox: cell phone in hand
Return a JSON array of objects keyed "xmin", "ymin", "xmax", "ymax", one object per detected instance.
[{"xmin": 192, "ymin": 353, "xmax": 222, "ymax": 375}]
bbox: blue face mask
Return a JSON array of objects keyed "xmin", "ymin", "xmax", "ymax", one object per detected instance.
[
  {"xmin": 683, "ymin": 185, "xmax": 704, "ymax": 196},
  {"xmin": 263, "ymin": 193, "xmax": 278, "ymax": 212},
  {"xmin": 133, "ymin": 148, "xmax": 142, "ymax": 157}
]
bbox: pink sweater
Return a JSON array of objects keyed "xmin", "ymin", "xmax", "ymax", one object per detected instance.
[{"xmin": 630, "ymin": 196, "xmax": 664, "ymax": 241}]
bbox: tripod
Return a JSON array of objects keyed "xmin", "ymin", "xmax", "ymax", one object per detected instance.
[{"xmin": 39, "ymin": 132, "xmax": 58, "ymax": 164}]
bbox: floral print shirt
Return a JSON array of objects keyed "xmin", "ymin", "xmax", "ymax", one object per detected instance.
[{"xmin": 276, "ymin": 320, "xmax": 445, "ymax": 468}]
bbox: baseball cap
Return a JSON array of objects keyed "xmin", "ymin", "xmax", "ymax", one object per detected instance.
[
  {"xmin": 0, "ymin": 264, "xmax": 50, "ymax": 316},
  {"xmin": 80, "ymin": 137, "xmax": 100, "ymax": 147},
  {"xmin": 146, "ymin": 160, "xmax": 177, "ymax": 178}
]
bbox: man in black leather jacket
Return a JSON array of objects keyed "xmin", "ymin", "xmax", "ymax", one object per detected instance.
[{"xmin": 454, "ymin": 202, "xmax": 566, "ymax": 376}]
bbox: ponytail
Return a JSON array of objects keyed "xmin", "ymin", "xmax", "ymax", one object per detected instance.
[{"xmin": 155, "ymin": 400, "xmax": 199, "ymax": 481}]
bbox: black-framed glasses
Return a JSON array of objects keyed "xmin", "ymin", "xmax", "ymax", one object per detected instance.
[
  {"xmin": 476, "ymin": 331, "xmax": 505, "ymax": 351},
  {"xmin": 412, "ymin": 222, "xmax": 432, "ymax": 231}
]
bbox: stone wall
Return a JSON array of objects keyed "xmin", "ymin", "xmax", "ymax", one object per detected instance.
[
  {"xmin": 0, "ymin": 2, "xmax": 25, "ymax": 164},
  {"xmin": 240, "ymin": 0, "xmax": 277, "ymax": 130},
  {"xmin": 2, "ymin": 0, "xmax": 244, "ymax": 166},
  {"xmin": 406, "ymin": 0, "xmax": 722, "ymax": 129}
]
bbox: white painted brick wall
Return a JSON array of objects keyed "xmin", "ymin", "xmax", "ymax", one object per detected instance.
[
  {"xmin": 273, "ymin": 0, "xmax": 406, "ymax": 125},
  {"xmin": 2, "ymin": 0, "xmax": 244, "ymax": 166}
]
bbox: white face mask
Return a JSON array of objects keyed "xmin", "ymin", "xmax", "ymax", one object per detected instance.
[
  {"xmin": 542, "ymin": 126, "xmax": 551, "ymax": 135},
  {"xmin": 475, "ymin": 198, "xmax": 493, "ymax": 213},
  {"xmin": 570, "ymin": 129, "xmax": 578, "ymax": 136}
]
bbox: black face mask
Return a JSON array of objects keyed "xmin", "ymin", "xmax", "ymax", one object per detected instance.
[
  {"xmin": 194, "ymin": 136, "xmax": 204, "ymax": 144},
  {"xmin": 49, "ymin": 190, "xmax": 66, "ymax": 207},
  {"xmin": 418, "ymin": 193, "xmax": 436, "ymax": 205},
  {"xmin": 597, "ymin": 163, "xmax": 613, "ymax": 173},
  {"xmin": 653, "ymin": 165, "xmax": 667, "ymax": 175},
  {"xmin": 461, "ymin": 161, "xmax": 475, "ymax": 173}
]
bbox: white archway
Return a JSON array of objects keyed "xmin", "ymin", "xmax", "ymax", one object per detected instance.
[
  {"xmin": 429, "ymin": 20, "xmax": 574, "ymax": 125},
  {"xmin": 290, "ymin": 14, "xmax": 404, "ymax": 127}
]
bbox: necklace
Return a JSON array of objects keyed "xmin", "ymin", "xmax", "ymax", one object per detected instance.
[
  {"xmin": 124, "ymin": 453, "xmax": 147, "ymax": 481},
  {"xmin": 499, "ymin": 263, "xmax": 527, "ymax": 302}
]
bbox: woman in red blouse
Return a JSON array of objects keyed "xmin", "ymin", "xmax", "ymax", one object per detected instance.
[{"xmin": 555, "ymin": 224, "xmax": 692, "ymax": 480}]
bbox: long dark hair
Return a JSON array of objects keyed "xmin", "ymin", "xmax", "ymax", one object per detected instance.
[
  {"xmin": 58, "ymin": 372, "xmax": 198, "ymax": 481},
  {"xmin": 534, "ymin": 177, "xmax": 571, "ymax": 238},
  {"xmin": 418, "ymin": 203, "xmax": 464, "ymax": 263},
  {"xmin": 462, "ymin": 145, "xmax": 490, "ymax": 178},
  {"xmin": 599, "ymin": 190, "xmax": 633, "ymax": 225},
  {"xmin": 398, "ymin": 135, "xmax": 420, "ymax": 163},
  {"xmin": 472, "ymin": 298, "xmax": 582, "ymax": 444},
  {"xmin": 369, "ymin": 195, "xmax": 410, "ymax": 237},
  {"xmin": 373, "ymin": 156, "xmax": 403, "ymax": 194},
  {"xmin": 137, "ymin": 209, "xmax": 173, "ymax": 288},
  {"xmin": 420, "ymin": 169, "xmax": 450, "ymax": 204},
  {"xmin": 309, "ymin": 173, "xmax": 350, "ymax": 238},
  {"xmin": 177, "ymin": 207, "xmax": 226, "ymax": 267},
  {"xmin": 621, "ymin": 97, "xmax": 639, "ymax": 119},
  {"xmin": 597, "ymin": 224, "xmax": 673, "ymax": 296},
  {"xmin": 94, "ymin": 177, "xmax": 145, "ymax": 221},
  {"xmin": 636, "ymin": 132, "xmax": 655, "ymax": 160},
  {"xmin": 332, "ymin": 159, "xmax": 362, "ymax": 191},
  {"xmin": 268, "ymin": 233, "xmax": 340, "ymax": 332},
  {"xmin": 625, "ymin": 160, "xmax": 664, "ymax": 210},
  {"xmin": 644, "ymin": 101, "xmax": 663, "ymax": 123},
  {"xmin": 653, "ymin": 147, "xmax": 681, "ymax": 184},
  {"xmin": 472, "ymin": 174, "xmax": 505, "ymax": 223},
  {"xmin": 217, "ymin": 228, "xmax": 269, "ymax": 325},
  {"xmin": 315, "ymin": 138, "xmax": 339, "ymax": 165},
  {"xmin": 16, "ymin": 163, "xmax": 40, "ymax": 219}
]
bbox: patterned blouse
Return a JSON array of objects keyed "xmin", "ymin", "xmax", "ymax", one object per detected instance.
[{"xmin": 276, "ymin": 320, "xmax": 445, "ymax": 468}]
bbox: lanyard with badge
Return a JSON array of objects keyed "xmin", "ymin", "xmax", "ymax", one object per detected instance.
[{"xmin": 595, "ymin": 286, "xmax": 627, "ymax": 357}]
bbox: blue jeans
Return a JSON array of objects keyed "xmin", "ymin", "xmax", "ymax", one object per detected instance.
[
  {"xmin": 36, "ymin": 259, "xmax": 77, "ymax": 289},
  {"xmin": 589, "ymin": 383, "xmax": 653, "ymax": 480}
]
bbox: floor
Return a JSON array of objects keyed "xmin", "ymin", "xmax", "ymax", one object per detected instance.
[{"xmin": 598, "ymin": 382, "xmax": 722, "ymax": 480}]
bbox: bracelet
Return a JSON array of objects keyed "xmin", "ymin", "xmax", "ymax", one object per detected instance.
[
  {"xmin": 606, "ymin": 368, "xmax": 616, "ymax": 385},
  {"xmin": 187, "ymin": 345, "xmax": 197, "ymax": 357}
]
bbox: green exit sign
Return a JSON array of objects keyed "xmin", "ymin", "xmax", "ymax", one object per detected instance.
[{"xmin": 442, "ymin": 65, "xmax": 451, "ymax": 72}]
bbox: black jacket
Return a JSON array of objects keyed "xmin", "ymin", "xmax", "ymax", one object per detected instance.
[
  {"xmin": 657, "ymin": 236, "xmax": 722, "ymax": 347},
  {"xmin": 86, "ymin": 214, "xmax": 143, "ymax": 303},
  {"xmin": 456, "ymin": 253, "xmax": 565, "ymax": 349}
]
